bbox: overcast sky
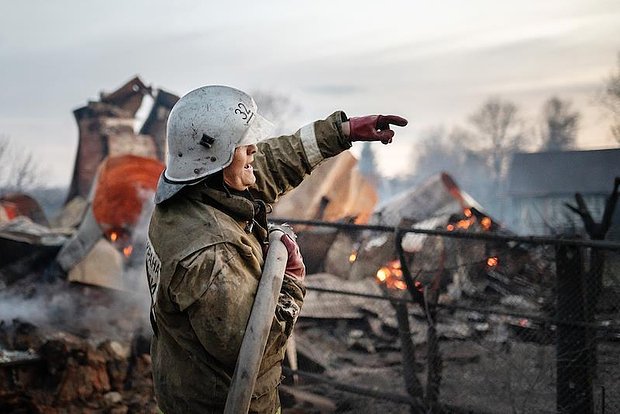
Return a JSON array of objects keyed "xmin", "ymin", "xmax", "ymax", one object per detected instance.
[{"xmin": 1, "ymin": 0, "xmax": 619, "ymax": 186}]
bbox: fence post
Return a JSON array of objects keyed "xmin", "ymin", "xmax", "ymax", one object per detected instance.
[
  {"xmin": 394, "ymin": 302, "xmax": 425, "ymax": 413},
  {"xmin": 424, "ymin": 290, "xmax": 441, "ymax": 413},
  {"xmin": 556, "ymin": 244, "xmax": 593, "ymax": 414},
  {"xmin": 395, "ymin": 230, "xmax": 441, "ymax": 413}
]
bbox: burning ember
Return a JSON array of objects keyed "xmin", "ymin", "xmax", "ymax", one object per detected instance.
[
  {"xmin": 487, "ymin": 256, "xmax": 499, "ymax": 268},
  {"xmin": 374, "ymin": 259, "xmax": 424, "ymax": 292},
  {"xmin": 481, "ymin": 217, "xmax": 492, "ymax": 231},
  {"xmin": 123, "ymin": 245, "xmax": 133, "ymax": 258},
  {"xmin": 104, "ymin": 230, "xmax": 134, "ymax": 258},
  {"xmin": 447, "ymin": 207, "xmax": 494, "ymax": 232},
  {"xmin": 349, "ymin": 251, "xmax": 357, "ymax": 264},
  {"xmin": 376, "ymin": 260, "xmax": 407, "ymax": 290},
  {"xmin": 518, "ymin": 318, "xmax": 530, "ymax": 328}
]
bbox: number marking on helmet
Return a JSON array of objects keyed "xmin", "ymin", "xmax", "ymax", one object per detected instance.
[{"xmin": 234, "ymin": 102, "xmax": 255, "ymax": 125}]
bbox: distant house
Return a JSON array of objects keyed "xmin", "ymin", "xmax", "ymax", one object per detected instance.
[{"xmin": 506, "ymin": 148, "xmax": 620, "ymax": 237}]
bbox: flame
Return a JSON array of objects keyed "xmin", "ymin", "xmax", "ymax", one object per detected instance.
[
  {"xmin": 376, "ymin": 260, "xmax": 407, "ymax": 291},
  {"xmin": 447, "ymin": 208, "xmax": 495, "ymax": 232},
  {"xmin": 393, "ymin": 280, "xmax": 407, "ymax": 290},
  {"xmin": 518, "ymin": 318, "xmax": 529, "ymax": 328},
  {"xmin": 447, "ymin": 208, "xmax": 476, "ymax": 231},
  {"xmin": 487, "ymin": 256, "xmax": 498, "ymax": 267},
  {"xmin": 481, "ymin": 217, "xmax": 492, "ymax": 231},
  {"xmin": 110, "ymin": 232, "xmax": 118, "ymax": 242},
  {"xmin": 457, "ymin": 218, "xmax": 474, "ymax": 229},
  {"xmin": 123, "ymin": 245, "xmax": 133, "ymax": 257},
  {"xmin": 377, "ymin": 268, "xmax": 388, "ymax": 282},
  {"xmin": 349, "ymin": 251, "xmax": 357, "ymax": 263}
]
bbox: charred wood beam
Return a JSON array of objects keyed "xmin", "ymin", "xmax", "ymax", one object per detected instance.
[
  {"xmin": 139, "ymin": 89, "xmax": 179, "ymax": 161},
  {"xmin": 100, "ymin": 76, "xmax": 152, "ymax": 116},
  {"xmin": 313, "ymin": 196, "xmax": 331, "ymax": 221},
  {"xmin": 566, "ymin": 178, "xmax": 620, "ymax": 303},
  {"xmin": 282, "ymin": 367, "xmax": 426, "ymax": 410},
  {"xmin": 565, "ymin": 177, "xmax": 619, "ymax": 240},
  {"xmin": 282, "ymin": 368, "xmax": 491, "ymax": 414},
  {"xmin": 564, "ymin": 177, "xmax": 619, "ymax": 376},
  {"xmin": 0, "ymin": 355, "xmax": 43, "ymax": 369}
]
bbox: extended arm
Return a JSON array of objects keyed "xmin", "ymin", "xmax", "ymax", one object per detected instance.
[{"xmin": 251, "ymin": 111, "xmax": 407, "ymax": 203}]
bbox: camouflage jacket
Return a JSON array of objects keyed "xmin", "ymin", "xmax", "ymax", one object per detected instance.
[{"xmin": 146, "ymin": 111, "xmax": 350, "ymax": 413}]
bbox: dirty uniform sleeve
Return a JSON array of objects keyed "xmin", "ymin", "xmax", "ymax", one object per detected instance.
[
  {"xmin": 251, "ymin": 111, "xmax": 351, "ymax": 203},
  {"xmin": 169, "ymin": 243, "xmax": 254, "ymax": 368}
]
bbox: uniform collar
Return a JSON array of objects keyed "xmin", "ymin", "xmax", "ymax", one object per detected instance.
[
  {"xmin": 189, "ymin": 183, "xmax": 269, "ymax": 244},
  {"xmin": 200, "ymin": 184, "xmax": 255, "ymax": 222}
]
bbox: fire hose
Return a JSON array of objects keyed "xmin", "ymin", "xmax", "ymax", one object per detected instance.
[{"xmin": 224, "ymin": 229, "xmax": 288, "ymax": 414}]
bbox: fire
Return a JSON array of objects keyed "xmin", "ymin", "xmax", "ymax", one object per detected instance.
[
  {"xmin": 447, "ymin": 208, "xmax": 495, "ymax": 232},
  {"xmin": 349, "ymin": 251, "xmax": 357, "ymax": 263},
  {"xmin": 448, "ymin": 216, "xmax": 476, "ymax": 231},
  {"xmin": 481, "ymin": 217, "xmax": 492, "ymax": 231},
  {"xmin": 518, "ymin": 318, "xmax": 530, "ymax": 328},
  {"xmin": 110, "ymin": 232, "xmax": 118, "ymax": 242},
  {"xmin": 123, "ymin": 245, "xmax": 133, "ymax": 258},
  {"xmin": 447, "ymin": 208, "xmax": 476, "ymax": 231},
  {"xmin": 375, "ymin": 260, "xmax": 408, "ymax": 291},
  {"xmin": 487, "ymin": 256, "xmax": 498, "ymax": 267}
]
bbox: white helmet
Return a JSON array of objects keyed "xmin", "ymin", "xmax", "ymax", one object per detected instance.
[{"xmin": 154, "ymin": 85, "xmax": 273, "ymax": 204}]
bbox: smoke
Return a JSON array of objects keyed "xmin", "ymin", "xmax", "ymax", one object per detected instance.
[
  {"xmin": 0, "ymin": 274, "xmax": 150, "ymax": 344},
  {"xmin": 0, "ymin": 190, "xmax": 157, "ymax": 345}
]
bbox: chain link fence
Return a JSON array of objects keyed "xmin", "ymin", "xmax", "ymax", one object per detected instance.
[{"xmin": 276, "ymin": 219, "xmax": 620, "ymax": 414}]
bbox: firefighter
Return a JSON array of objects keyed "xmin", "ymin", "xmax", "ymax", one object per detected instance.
[{"xmin": 145, "ymin": 85, "xmax": 407, "ymax": 413}]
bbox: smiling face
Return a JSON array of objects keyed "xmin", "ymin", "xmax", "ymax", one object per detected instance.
[{"xmin": 223, "ymin": 144, "xmax": 258, "ymax": 191}]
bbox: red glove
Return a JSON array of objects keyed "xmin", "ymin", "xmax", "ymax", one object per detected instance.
[
  {"xmin": 280, "ymin": 232, "xmax": 305, "ymax": 282},
  {"xmin": 348, "ymin": 115, "xmax": 408, "ymax": 144}
]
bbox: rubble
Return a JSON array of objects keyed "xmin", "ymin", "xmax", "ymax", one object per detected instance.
[
  {"xmin": 0, "ymin": 217, "xmax": 70, "ymax": 285},
  {"xmin": 0, "ymin": 193, "xmax": 49, "ymax": 226},
  {"xmin": 2, "ymin": 76, "xmax": 617, "ymax": 413},
  {"xmin": 0, "ymin": 320, "xmax": 156, "ymax": 414}
]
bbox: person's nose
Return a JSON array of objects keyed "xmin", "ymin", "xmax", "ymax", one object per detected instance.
[{"xmin": 247, "ymin": 144, "xmax": 258, "ymax": 155}]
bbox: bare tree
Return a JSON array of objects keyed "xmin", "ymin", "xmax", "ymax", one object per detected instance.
[
  {"xmin": 600, "ymin": 52, "xmax": 620, "ymax": 143},
  {"xmin": 469, "ymin": 97, "xmax": 524, "ymax": 188},
  {"xmin": 540, "ymin": 96, "xmax": 579, "ymax": 151},
  {"xmin": 0, "ymin": 135, "xmax": 41, "ymax": 194},
  {"xmin": 251, "ymin": 90, "xmax": 302, "ymax": 136},
  {"xmin": 413, "ymin": 127, "xmax": 466, "ymax": 177},
  {"xmin": 412, "ymin": 126, "xmax": 494, "ymax": 207}
]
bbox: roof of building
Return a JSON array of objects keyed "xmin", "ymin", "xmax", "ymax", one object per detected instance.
[{"xmin": 507, "ymin": 148, "xmax": 620, "ymax": 196}]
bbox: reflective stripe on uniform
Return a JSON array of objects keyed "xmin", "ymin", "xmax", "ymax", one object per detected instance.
[{"xmin": 299, "ymin": 123, "xmax": 322, "ymax": 168}]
